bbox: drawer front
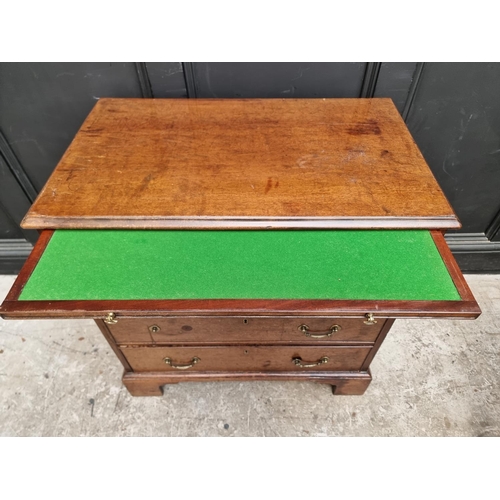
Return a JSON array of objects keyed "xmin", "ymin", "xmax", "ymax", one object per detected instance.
[
  {"xmin": 109, "ymin": 317, "xmax": 383, "ymax": 345},
  {"xmin": 121, "ymin": 345, "xmax": 371, "ymax": 372}
]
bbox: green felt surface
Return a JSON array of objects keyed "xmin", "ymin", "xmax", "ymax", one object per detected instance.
[{"xmin": 19, "ymin": 230, "xmax": 460, "ymax": 301}]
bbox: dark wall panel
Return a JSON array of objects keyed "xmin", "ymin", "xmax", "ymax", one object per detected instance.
[
  {"xmin": 374, "ymin": 62, "xmax": 417, "ymax": 114},
  {"xmin": 0, "ymin": 63, "xmax": 143, "ymax": 192},
  {"xmin": 406, "ymin": 63, "xmax": 500, "ymax": 233},
  {"xmin": 146, "ymin": 62, "xmax": 187, "ymax": 97},
  {"xmin": 1, "ymin": 62, "xmax": 499, "ymax": 272},
  {"xmin": 0, "ymin": 155, "xmax": 38, "ymax": 243},
  {"xmin": 191, "ymin": 62, "xmax": 367, "ymax": 98},
  {"xmin": 454, "ymin": 252, "xmax": 500, "ymax": 273},
  {"xmin": 0, "ymin": 206, "xmax": 23, "ymax": 239}
]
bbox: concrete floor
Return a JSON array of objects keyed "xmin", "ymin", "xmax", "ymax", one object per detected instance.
[{"xmin": 0, "ymin": 274, "xmax": 499, "ymax": 436}]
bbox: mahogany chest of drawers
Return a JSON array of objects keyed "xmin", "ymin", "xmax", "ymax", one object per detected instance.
[{"xmin": 0, "ymin": 98, "xmax": 480, "ymax": 396}]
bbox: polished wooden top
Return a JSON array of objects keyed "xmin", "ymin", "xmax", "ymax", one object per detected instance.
[{"xmin": 22, "ymin": 98, "xmax": 459, "ymax": 229}]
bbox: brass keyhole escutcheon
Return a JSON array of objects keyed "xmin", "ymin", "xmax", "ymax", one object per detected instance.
[{"xmin": 149, "ymin": 325, "xmax": 161, "ymax": 333}]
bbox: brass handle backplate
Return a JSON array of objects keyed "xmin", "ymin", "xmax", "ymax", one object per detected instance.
[
  {"xmin": 104, "ymin": 312, "xmax": 118, "ymax": 324},
  {"xmin": 164, "ymin": 356, "xmax": 200, "ymax": 370},
  {"xmin": 149, "ymin": 325, "xmax": 161, "ymax": 333},
  {"xmin": 292, "ymin": 356, "xmax": 329, "ymax": 368},
  {"xmin": 298, "ymin": 324, "xmax": 341, "ymax": 338},
  {"xmin": 364, "ymin": 313, "xmax": 377, "ymax": 325}
]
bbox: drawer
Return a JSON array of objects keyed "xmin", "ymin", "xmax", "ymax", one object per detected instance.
[
  {"xmin": 121, "ymin": 345, "xmax": 371, "ymax": 372},
  {"xmin": 108, "ymin": 317, "xmax": 384, "ymax": 345}
]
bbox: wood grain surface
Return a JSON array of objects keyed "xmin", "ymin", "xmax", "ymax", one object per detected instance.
[
  {"xmin": 120, "ymin": 345, "xmax": 371, "ymax": 372},
  {"xmin": 121, "ymin": 370, "xmax": 373, "ymax": 396},
  {"xmin": 108, "ymin": 316, "xmax": 384, "ymax": 345},
  {"xmin": 22, "ymin": 98, "xmax": 459, "ymax": 229}
]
